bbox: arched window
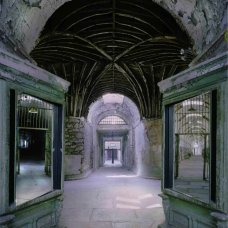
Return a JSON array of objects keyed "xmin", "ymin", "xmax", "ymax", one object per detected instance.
[{"xmin": 99, "ymin": 115, "xmax": 126, "ymax": 125}]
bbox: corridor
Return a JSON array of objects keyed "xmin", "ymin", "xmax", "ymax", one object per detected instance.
[{"xmin": 58, "ymin": 167, "xmax": 164, "ymax": 228}]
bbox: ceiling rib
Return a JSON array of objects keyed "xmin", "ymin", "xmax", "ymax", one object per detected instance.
[{"xmin": 31, "ymin": 0, "xmax": 195, "ymax": 118}]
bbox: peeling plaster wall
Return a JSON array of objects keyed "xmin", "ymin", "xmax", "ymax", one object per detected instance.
[
  {"xmin": 0, "ymin": 0, "xmax": 226, "ymax": 55},
  {"xmin": 135, "ymin": 119, "xmax": 162, "ymax": 179},
  {"xmin": 0, "ymin": 0, "xmax": 71, "ymax": 53},
  {"xmin": 64, "ymin": 116, "xmax": 92, "ymax": 180}
]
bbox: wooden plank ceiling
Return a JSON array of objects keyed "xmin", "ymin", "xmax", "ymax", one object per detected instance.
[{"xmin": 31, "ymin": 0, "xmax": 195, "ymax": 118}]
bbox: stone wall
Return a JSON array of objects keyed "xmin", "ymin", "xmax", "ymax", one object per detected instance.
[
  {"xmin": 0, "ymin": 0, "xmax": 226, "ymax": 54},
  {"xmin": 64, "ymin": 116, "xmax": 92, "ymax": 180},
  {"xmin": 135, "ymin": 118, "xmax": 162, "ymax": 179}
]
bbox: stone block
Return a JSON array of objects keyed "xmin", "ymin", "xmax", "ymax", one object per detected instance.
[{"xmin": 65, "ymin": 155, "xmax": 82, "ymax": 176}]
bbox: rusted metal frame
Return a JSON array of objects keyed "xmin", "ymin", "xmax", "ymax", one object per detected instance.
[
  {"xmin": 111, "ymin": 0, "xmax": 116, "ymax": 66},
  {"xmin": 120, "ymin": 63, "xmax": 144, "ymax": 97},
  {"xmin": 32, "ymin": 45, "xmax": 103, "ymax": 59},
  {"xmin": 87, "ymin": 84, "xmax": 137, "ymax": 109},
  {"xmin": 115, "ymin": 63, "xmax": 145, "ymax": 115},
  {"xmin": 51, "ymin": 65, "xmax": 58, "ymax": 75},
  {"xmin": 78, "ymin": 86, "xmax": 87, "ymax": 117},
  {"xmin": 77, "ymin": 22, "xmax": 112, "ymax": 34},
  {"xmin": 65, "ymin": 11, "xmax": 113, "ymax": 31},
  {"xmin": 88, "ymin": 85, "xmax": 134, "ymax": 98},
  {"xmin": 185, "ymin": 126, "xmax": 206, "ymax": 132},
  {"xmin": 72, "ymin": 62, "xmax": 87, "ymax": 116},
  {"xmin": 35, "ymin": 39, "xmax": 93, "ymax": 49},
  {"xmin": 82, "ymin": 64, "xmax": 113, "ymax": 115},
  {"xmin": 38, "ymin": 32, "xmax": 112, "ymax": 61},
  {"xmin": 112, "ymin": 0, "xmax": 116, "ymax": 32},
  {"xmin": 125, "ymin": 51, "xmax": 180, "ymax": 61},
  {"xmin": 62, "ymin": 64, "xmax": 67, "ymax": 80},
  {"xmin": 121, "ymin": 63, "xmax": 147, "ymax": 105},
  {"xmin": 139, "ymin": 54, "xmax": 191, "ymax": 64},
  {"xmin": 73, "ymin": 87, "xmax": 79, "ymax": 116},
  {"xmin": 85, "ymin": 63, "xmax": 112, "ymax": 89},
  {"xmin": 85, "ymin": 86, "xmax": 139, "ymax": 112},
  {"xmin": 115, "ymin": 21, "xmax": 151, "ymax": 36},
  {"xmin": 94, "ymin": 80, "xmax": 135, "ymax": 93},
  {"xmin": 160, "ymin": 65, "xmax": 166, "ymax": 81},
  {"xmin": 70, "ymin": 63, "xmax": 76, "ymax": 115},
  {"xmin": 78, "ymin": 63, "xmax": 87, "ymax": 89},
  {"xmin": 113, "ymin": 26, "xmax": 154, "ymax": 38},
  {"xmin": 72, "ymin": 63, "xmax": 76, "ymax": 94},
  {"xmin": 86, "ymin": 31, "xmax": 143, "ymax": 41},
  {"xmin": 37, "ymin": 40, "xmax": 103, "ymax": 55},
  {"xmin": 124, "ymin": 47, "xmax": 179, "ymax": 59},
  {"xmin": 37, "ymin": 36, "xmax": 85, "ymax": 47},
  {"xmin": 119, "ymin": 1, "xmax": 176, "ymax": 34},
  {"xmin": 142, "ymin": 62, "xmax": 188, "ymax": 68},
  {"xmin": 140, "ymin": 42, "xmax": 183, "ymax": 49},
  {"xmin": 136, "ymin": 63, "xmax": 152, "ymax": 117},
  {"xmin": 32, "ymin": 50, "xmax": 97, "ymax": 62},
  {"xmin": 94, "ymin": 39, "xmax": 134, "ymax": 46},
  {"xmin": 83, "ymin": 62, "xmax": 98, "ymax": 88},
  {"xmin": 150, "ymin": 65, "xmax": 157, "ymax": 118},
  {"xmin": 32, "ymin": 55, "xmax": 74, "ymax": 64},
  {"xmin": 93, "ymin": 82, "xmax": 135, "ymax": 94},
  {"xmin": 155, "ymin": 65, "xmax": 166, "ymax": 116},
  {"xmin": 115, "ymin": 39, "xmax": 150, "ymax": 62},
  {"xmin": 115, "ymin": 36, "xmax": 177, "ymax": 62},
  {"xmin": 168, "ymin": 65, "xmax": 178, "ymax": 77},
  {"xmin": 116, "ymin": 13, "xmax": 163, "ymax": 35},
  {"xmin": 127, "ymin": 47, "xmax": 180, "ymax": 57},
  {"xmin": 73, "ymin": 62, "xmax": 87, "ymax": 115},
  {"xmin": 127, "ymin": 51, "xmax": 183, "ymax": 62}
]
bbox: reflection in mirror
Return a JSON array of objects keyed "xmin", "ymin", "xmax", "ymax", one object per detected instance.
[
  {"xmin": 16, "ymin": 94, "xmax": 53, "ymax": 205},
  {"xmin": 174, "ymin": 93, "xmax": 210, "ymax": 202}
]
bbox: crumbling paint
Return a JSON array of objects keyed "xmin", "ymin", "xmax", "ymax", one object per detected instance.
[{"xmin": 0, "ymin": 0, "xmax": 226, "ymax": 55}]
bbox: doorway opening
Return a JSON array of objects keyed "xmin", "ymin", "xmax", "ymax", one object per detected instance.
[{"xmin": 104, "ymin": 140, "xmax": 121, "ymax": 167}]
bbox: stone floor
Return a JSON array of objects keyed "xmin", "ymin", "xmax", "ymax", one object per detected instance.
[
  {"xmin": 104, "ymin": 160, "xmax": 122, "ymax": 167},
  {"xmin": 58, "ymin": 167, "xmax": 165, "ymax": 228}
]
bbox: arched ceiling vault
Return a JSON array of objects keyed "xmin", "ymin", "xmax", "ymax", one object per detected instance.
[{"xmin": 31, "ymin": 0, "xmax": 195, "ymax": 118}]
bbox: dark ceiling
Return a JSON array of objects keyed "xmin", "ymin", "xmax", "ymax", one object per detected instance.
[{"xmin": 31, "ymin": 0, "xmax": 195, "ymax": 118}]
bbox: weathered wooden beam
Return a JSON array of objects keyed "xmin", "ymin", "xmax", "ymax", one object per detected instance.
[
  {"xmin": 65, "ymin": 11, "xmax": 113, "ymax": 31},
  {"xmin": 32, "ymin": 50, "xmax": 96, "ymax": 62},
  {"xmin": 114, "ymin": 63, "xmax": 145, "ymax": 115},
  {"xmin": 168, "ymin": 65, "xmax": 177, "ymax": 77},
  {"xmin": 136, "ymin": 63, "xmax": 151, "ymax": 116},
  {"xmin": 116, "ymin": 13, "xmax": 163, "ymax": 35},
  {"xmin": 82, "ymin": 63, "xmax": 113, "ymax": 113},
  {"xmin": 114, "ymin": 36, "xmax": 177, "ymax": 62},
  {"xmin": 39, "ymin": 32, "xmax": 113, "ymax": 61}
]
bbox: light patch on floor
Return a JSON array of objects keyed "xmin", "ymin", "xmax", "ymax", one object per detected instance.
[{"xmin": 58, "ymin": 167, "xmax": 165, "ymax": 228}]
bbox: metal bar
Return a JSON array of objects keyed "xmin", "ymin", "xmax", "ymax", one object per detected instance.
[{"xmin": 18, "ymin": 127, "xmax": 49, "ymax": 130}]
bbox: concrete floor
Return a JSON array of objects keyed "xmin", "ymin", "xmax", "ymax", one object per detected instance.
[
  {"xmin": 58, "ymin": 167, "xmax": 164, "ymax": 228},
  {"xmin": 16, "ymin": 161, "xmax": 52, "ymax": 205}
]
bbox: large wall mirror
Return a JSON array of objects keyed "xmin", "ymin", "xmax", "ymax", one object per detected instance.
[
  {"xmin": 16, "ymin": 94, "xmax": 53, "ymax": 205},
  {"xmin": 165, "ymin": 91, "xmax": 217, "ymax": 203},
  {"xmin": 174, "ymin": 93, "xmax": 210, "ymax": 202}
]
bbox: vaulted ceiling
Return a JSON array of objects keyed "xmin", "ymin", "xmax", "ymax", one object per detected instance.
[{"xmin": 31, "ymin": 0, "xmax": 195, "ymax": 118}]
